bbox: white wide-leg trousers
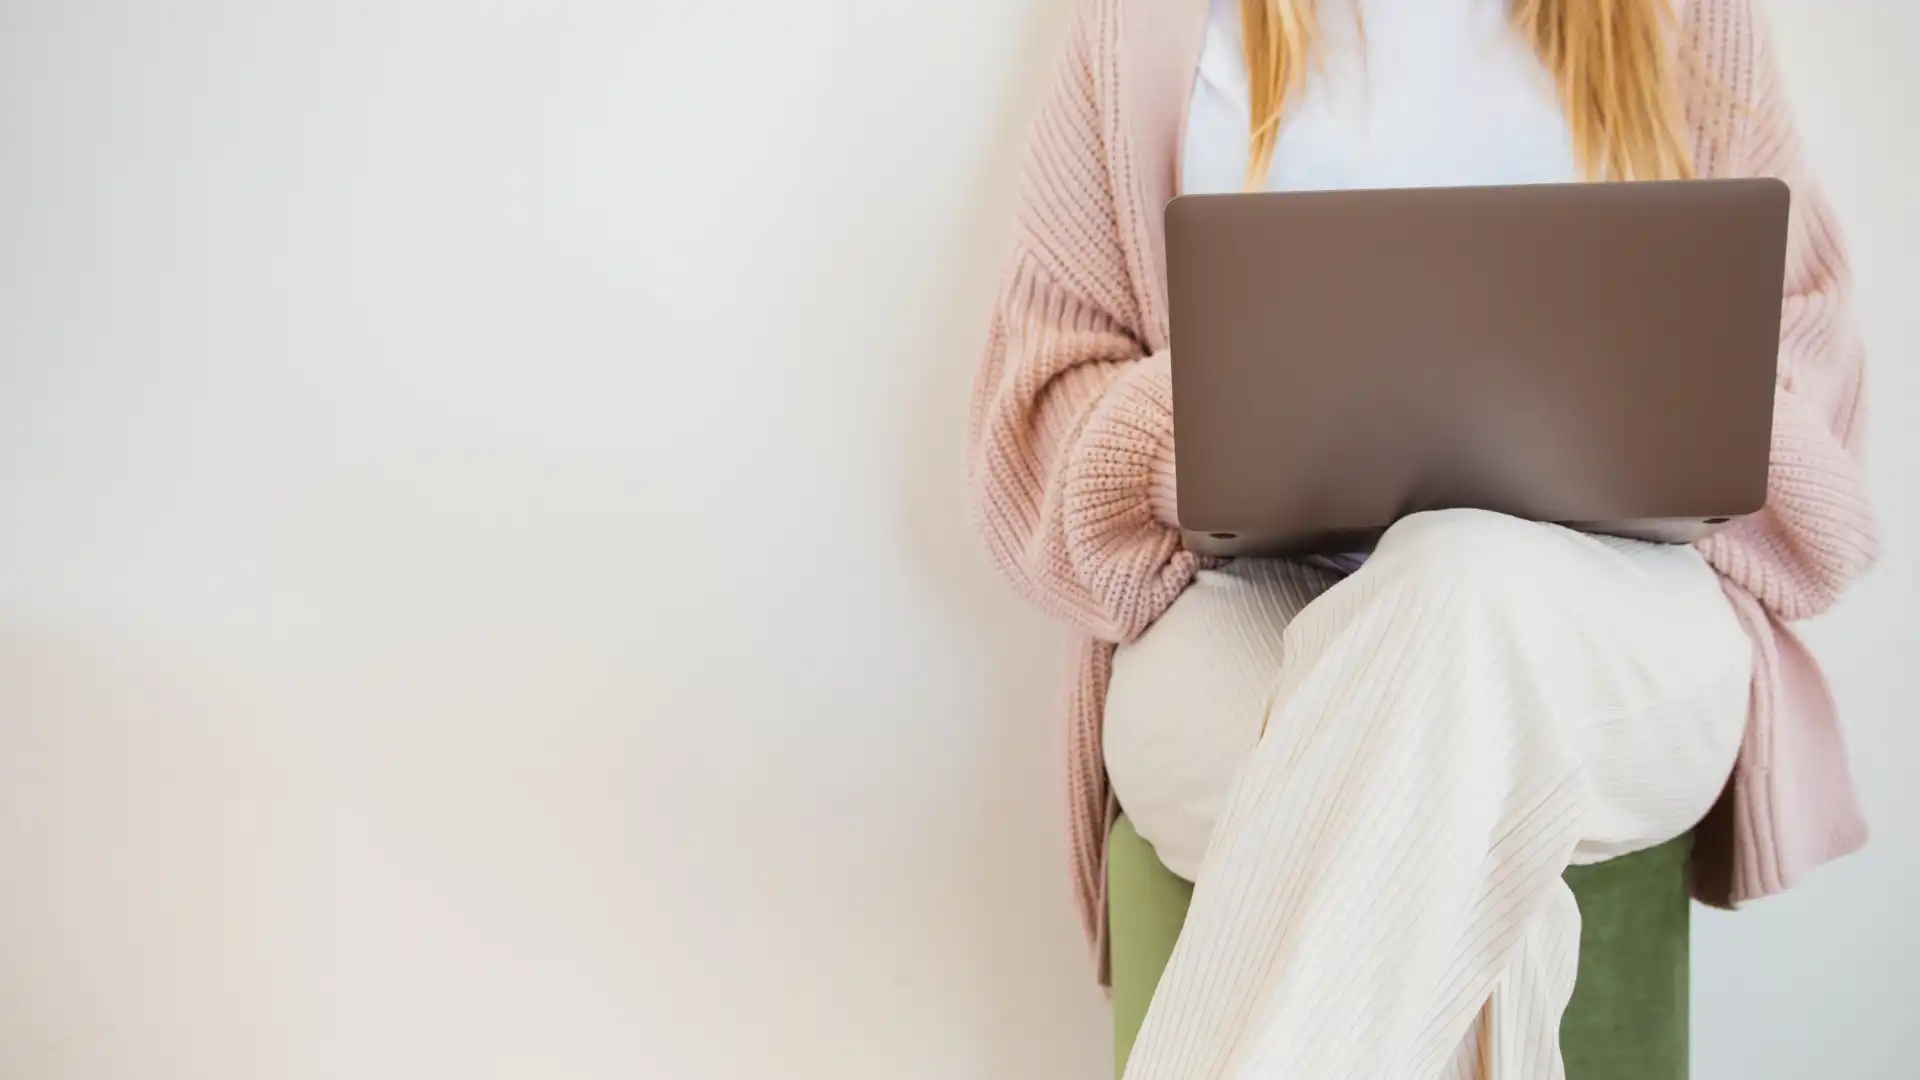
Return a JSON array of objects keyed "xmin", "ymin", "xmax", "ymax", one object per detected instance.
[{"xmin": 1104, "ymin": 509, "xmax": 1751, "ymax": 1080}]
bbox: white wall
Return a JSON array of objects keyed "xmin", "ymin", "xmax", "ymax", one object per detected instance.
[{"xmin": 0, "ymin": 2, "xmax": 1910, "ymax": 1078}]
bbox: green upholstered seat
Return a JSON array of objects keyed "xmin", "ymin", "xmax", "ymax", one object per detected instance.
[{"xmin": 1110, "ymin": 814, "xmax": 1691, "ymax": 1079}]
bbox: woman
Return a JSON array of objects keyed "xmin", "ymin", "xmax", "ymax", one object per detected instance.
[{"xmin": 968, "ymin": 0, "xmax": 1877, "ymax": 1076}]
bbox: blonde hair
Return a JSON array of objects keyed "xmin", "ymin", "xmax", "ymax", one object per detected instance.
[{"xmin": 1239, "ymin": 0, "xmax": 1696, "ymax": 188}]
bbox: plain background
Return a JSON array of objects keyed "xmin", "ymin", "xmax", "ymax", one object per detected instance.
[{"xmin": 0, "ymin": 1, "xmax": 1911, "ymax": 1077}]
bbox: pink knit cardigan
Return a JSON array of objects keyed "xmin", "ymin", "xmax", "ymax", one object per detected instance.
[{"xmin": 967, "ymin": 0, "xmax": 1879, "ymax": 986}]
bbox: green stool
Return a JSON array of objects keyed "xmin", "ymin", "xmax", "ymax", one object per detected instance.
[{"xmin": 1110, "ymin": 814, "xmax": 1690, "ymax": 1079}]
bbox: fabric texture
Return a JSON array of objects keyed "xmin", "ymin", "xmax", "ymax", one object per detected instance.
[
  {"xmin": 964, "ymin": 0, "xmax": 1878, "ymax": 986},
  {"xmin": 1109, "ymin": 509, "xmax": 1748, "ymax": 1079},
  {"xmin": 1104, "ymin": 529, "xmax": 1749, "ymax": 884},
  {"xmin": 1108, "ymin": 817, "xmax": 1694, "ymax": 1080}
]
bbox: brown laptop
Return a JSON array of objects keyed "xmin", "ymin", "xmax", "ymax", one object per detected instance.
[{"xmin": 1166, "ymin": 178, "xmax": 1789, "ymax": 557}]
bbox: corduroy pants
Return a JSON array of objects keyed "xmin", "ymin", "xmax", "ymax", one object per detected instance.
[{"xmin": 1105, "ymin": 509, "xmax": 1750, "ymax": 1080}]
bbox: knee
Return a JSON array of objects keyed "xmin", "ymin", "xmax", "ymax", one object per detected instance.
[
  {"xmin": 1380, "ymin": 508, "xmax": 1545, "ymax": 555},
  {"xmin": 1372, "ymin": 509, "xmax": 1571, "ymax": 600}
]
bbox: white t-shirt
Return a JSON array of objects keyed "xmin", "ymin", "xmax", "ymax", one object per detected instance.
[{"xmin": 1182, "ymin": 0, "xmax": 1579, "ymax": 197}]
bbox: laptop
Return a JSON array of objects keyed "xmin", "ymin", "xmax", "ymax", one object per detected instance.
[{"xmin": 1165, "ymin": 178, "xmax": 1789, "ymax": 558}]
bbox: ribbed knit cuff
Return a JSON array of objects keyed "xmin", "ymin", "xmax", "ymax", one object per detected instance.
[
  {"xmin": 1695, "ymin": 383, "xmax": 1879, "ymax": 620},
  {"xmin": 1073, "ymin": 349, "xmax": 1181, "ymax": 529}
]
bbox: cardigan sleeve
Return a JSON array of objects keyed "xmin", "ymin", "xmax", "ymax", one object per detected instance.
[
  {"xmin": 967, "ymin": 2, "xmax": 1199, "ymax": 644},
  {"xmin": 1693, "ymin": 0, "xmax": 1879, "ymax": 621}
]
